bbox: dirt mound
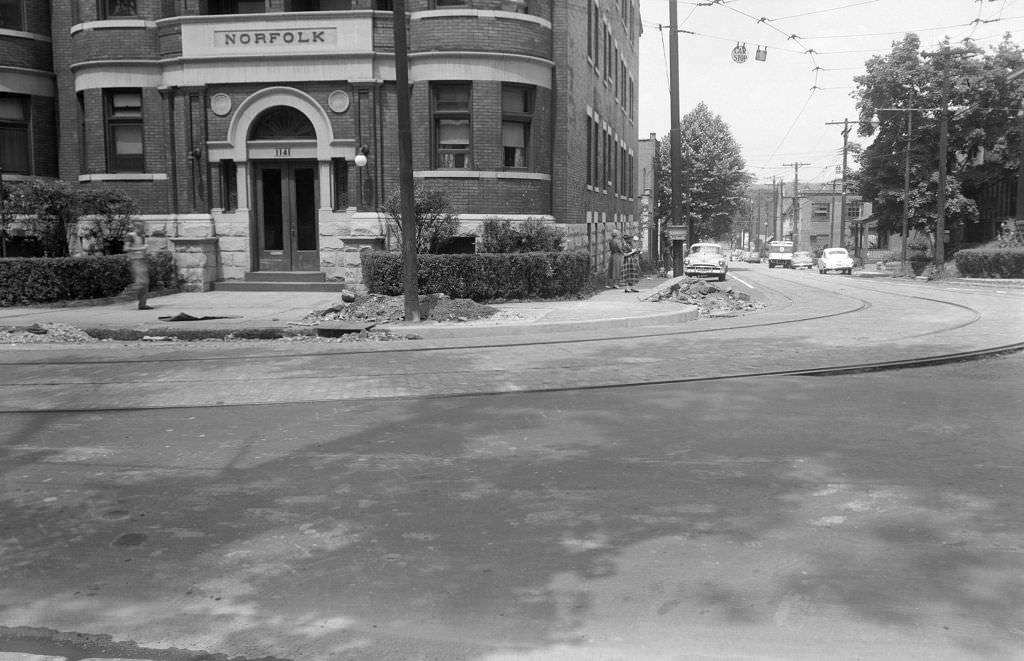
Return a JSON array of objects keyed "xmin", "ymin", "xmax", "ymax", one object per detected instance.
[
  {"xmin": 643, "ymin": 277, "xmax": 765, "ymax": 317},
  {"xmin": 305, "ymin": 293, "xmax": 500, "ymax": 325}
]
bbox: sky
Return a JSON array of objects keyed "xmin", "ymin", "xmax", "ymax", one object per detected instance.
[{"xmin": 636, "ymin": 0, "xmax": 1024, "ymax": 187}]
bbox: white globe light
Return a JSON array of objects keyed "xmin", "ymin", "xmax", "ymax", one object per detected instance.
[{"xmin": 354, "ymin": 153, "xmax": 368, "ymax": 167}]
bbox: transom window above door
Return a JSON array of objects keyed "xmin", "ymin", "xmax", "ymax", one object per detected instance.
[{"xmin": 250, "ymin": 107, "xmax": 316, "ymax": 140}]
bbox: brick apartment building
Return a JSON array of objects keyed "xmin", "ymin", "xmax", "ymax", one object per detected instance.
[{"xmin": 0, "ymin": 0, "xmax": 641, "ymax": 290}]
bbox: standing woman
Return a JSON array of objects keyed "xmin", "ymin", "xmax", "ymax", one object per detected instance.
[
  {"xmin": 606, "ymin": 229, "xmax": 623, "ymax": 288},
  {"xmin": 622, "ymin": 235, "xmax": 641, "ymax": 292}
]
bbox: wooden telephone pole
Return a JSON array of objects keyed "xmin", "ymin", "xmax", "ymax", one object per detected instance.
[
  {"xmin": 825, "ymin": 119, "xmax": 852, "ymax": 247},
  {"xmin": 783, "ymin": 162, "xmax": 810, "ymax": 247}
]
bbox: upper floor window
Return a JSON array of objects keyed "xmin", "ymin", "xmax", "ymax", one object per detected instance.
[
  {"xmin": 502, "ymin": 85, "xmax": 533, "ymax": 169},
  {"xmin": 375, "ymin": 0, "xmax": 393, "ymax": 9},
  {"xmin": 0, "ymin": 94, "xmax": 30, "ymax": 175},
  {"xmin": 812, "ymin": 202, "xmax": 830, "ymax": 219},
  {"xmin": 433, "ymin": 84, "xmax": 471, "ymax": 169},
  {"xmin": 846, "ymin": 202, "xmax": 862, "ymax": 220},
  {"xmin": 105, "ymin": 89, "xmax": 144, "ymax": 172},
  {"xmin": 0, "ymin": 0, "xmax": 23, "ymax": 30},
  {"xmin": 99, "ymin": 0, "xmax": 137, "ymax": 18},
  {"xmin": 207, "ymin": 0, "xmax": 265, "ymax": 14},
  {"xmin": 286, "ymin": 0, "xmax": 353, "ymax": 9},
  {"xmin": 433, "ymin": 0, "xmax": 468, "ymax": 6}
]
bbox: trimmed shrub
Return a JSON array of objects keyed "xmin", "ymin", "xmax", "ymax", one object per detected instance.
[
  {"xmin": 479, "ymin": 218, "xmax": 566, "ymax": 253},
  {"xmin": 954, "ymin": 248, "xmax": 1024, "ymax": 279},
  {"xmin": 361, "ymin": 251, "xmax": 591, "ymax": 301},
  {"xmin": 0, "ymin": 251, "xmax": 178, "ymax": 306}
]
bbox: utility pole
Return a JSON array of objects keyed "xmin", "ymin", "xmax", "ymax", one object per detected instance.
[
  {"xmin": 393, "ymin": 0, "xmax": 419, "ymax": 321},
  {"xmin": 935, "ymin": 48, "xmax": 950, "ymax": 268},
  {"xmin": 783, "ymin": 162, "xmax": 809, "ymax": 248},
  {"xmin": 668, "ymin": 1, "xmax": 685, "ymax": 276},
  {"xmin": 826, "ymin": 119, "xmax": 851, "ymax": 247},
  {"xmin": 771, "ymin": 177, "xmax": 780, "ymax": 241}
]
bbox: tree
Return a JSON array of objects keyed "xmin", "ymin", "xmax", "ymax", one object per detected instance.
[
  {"xmin": 853, "ymin": 33, "xmax": 1021, "ymax": 239},
  {"xmin": 382, "ymin": 185, "xmax": 460, "ymax": 254},
  {"xmin": 654, "ymin": 102, "xmax": 753, "ymax": 243}
]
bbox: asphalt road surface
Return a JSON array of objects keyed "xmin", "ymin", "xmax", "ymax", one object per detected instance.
[
  {"xmin": 2, "ymin": 265, "xmax": 1022, "ymax": 660},
  {"xmin": 1, "ymin": 345, "xmax": 1022, "ymax": 657}
]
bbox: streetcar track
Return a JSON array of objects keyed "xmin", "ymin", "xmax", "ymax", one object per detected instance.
[
  {"xmin": 0, "ymin": 273, "xmax": 1012, "ymax": 414},
  {"xmin": 0, "ymin": 274, "xmax": 877, "ymax": 367}
]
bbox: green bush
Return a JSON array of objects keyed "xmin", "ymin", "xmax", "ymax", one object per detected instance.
[
  {"xmin": 954, "ymin": 248, "xmax": 1024, "ymax": 279},
  {"xmin": 0, "ymin": 251, "xmax": 178, "ymax": 306},
  {"xmin": 479, "ymin": 218, "xmax": 566, "ymax": 253},
  {"xmin": 361, "ymin": 251, "xmax": 591, "ymax": 301}
]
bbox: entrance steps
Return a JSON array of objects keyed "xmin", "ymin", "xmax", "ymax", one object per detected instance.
[{"xmin": 213, "ymin": 271, "xmax": 348, "ymax": 293}]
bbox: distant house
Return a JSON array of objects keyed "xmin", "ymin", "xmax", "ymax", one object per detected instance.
[{"xmin": 779, "ymin": 183, "xmax": 871, "ymax": 254}]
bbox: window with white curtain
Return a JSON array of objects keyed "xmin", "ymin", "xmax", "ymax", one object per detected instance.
[{"xmin": 434, "ymin": 84, "xmax": 471, "ymax": 169}]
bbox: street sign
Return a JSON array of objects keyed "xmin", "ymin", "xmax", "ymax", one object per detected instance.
[{"xmin": 666, "ymin": 225, "xmax": 688, "ymax": 240}]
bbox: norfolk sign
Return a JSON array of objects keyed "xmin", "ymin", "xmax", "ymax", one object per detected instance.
[{"xmin": 216, "ymin": 28, "xmax": 338, "ymax": 47}]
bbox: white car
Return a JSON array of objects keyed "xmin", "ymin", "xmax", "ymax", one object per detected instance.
[
  {"xmin": 818, "ymin": 247, "xmax": 854, "ymax": 274},
  {"xmin": 683, "ymin": 243, "xmax": 728, "ymax": 282}
]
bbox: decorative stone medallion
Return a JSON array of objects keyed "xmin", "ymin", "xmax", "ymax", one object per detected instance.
[
  {"xmin": 210, "ymin": 93, "xmax": 232, "ymax": 116},
  {"xmin": 328, "ymin": 90, "xmax": 351, "ymax": 114}
]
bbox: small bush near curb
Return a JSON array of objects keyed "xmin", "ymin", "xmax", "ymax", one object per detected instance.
[
  {"xmin": 0, "ymin": 250, "xmax": 178, "ymax": 307},
  {"xmin": 954, "ymin": 248, "xmax": 1024, "ymax": 279},
  {"xmin": 361, "ymin": 251, "xmax": 591, "ymax": 301}
]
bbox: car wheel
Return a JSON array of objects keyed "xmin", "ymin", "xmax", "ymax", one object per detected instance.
[
  {"xmin": 719, "ymin": 274, "xmax": 726, "ymax": 282},
  {"xmin": 768, "ymin": 263, "xmax": 774, "ymax": 269},
  {"xmin": 845, "ymin": 268, "xmax": 852, "ymax": 275}
]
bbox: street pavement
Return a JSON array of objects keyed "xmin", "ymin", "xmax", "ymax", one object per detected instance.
[{"xmin": 1, "ymin": 268, "xmax": 1023, "ymax": 661}]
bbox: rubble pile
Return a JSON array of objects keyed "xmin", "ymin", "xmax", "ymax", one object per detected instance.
[
  {"xmin": 0, "ymin": 323, "xmax": 98, "ymax": 344},
  {"xmin": 304, "ymin": 292, "xmax": 500, "ymax": 326},
  {"xmin": 641, "ymin": 276, "xmax": 765, "ymax": 317}
]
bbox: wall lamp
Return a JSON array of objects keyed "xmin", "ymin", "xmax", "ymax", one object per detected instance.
[{"xmin": 354, "ymin": 145, "xmax": 369, "ymax": 168}]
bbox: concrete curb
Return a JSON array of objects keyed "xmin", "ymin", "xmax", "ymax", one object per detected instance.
[{"xmin": 374, "ymin": 305, "xmax": 699, "ymax": 338}]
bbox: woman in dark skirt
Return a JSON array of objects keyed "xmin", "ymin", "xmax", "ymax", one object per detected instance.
[
  {"xmin": 621, "ymin": 235, "xmax": 641, "ymax": 292},
  {"xmin": 606, "ymin": 229, "xmax": 624, "ymax": 288}
]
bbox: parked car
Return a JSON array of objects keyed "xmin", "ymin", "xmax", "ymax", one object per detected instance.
[
  {"xmin": 792, "ymin": 251, "xmax": 814, "ymax": 270},
  {"xmin": 744, "ymin": 251, "xmax": 762, "ymax": 264},
  {"xmin": 683, "ymin": 243, "xmax": 728, "ymax": 281},
  {"xmin": 818, "ymin": 247, "xmax": 854, "ymax": 274}
]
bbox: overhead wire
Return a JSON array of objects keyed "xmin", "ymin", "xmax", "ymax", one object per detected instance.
[{"xmin": 641, "ymin": 0, "xmax": 1020, "ymax": 177}]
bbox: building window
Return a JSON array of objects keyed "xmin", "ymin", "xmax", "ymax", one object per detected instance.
[
  {"xmin": 219, "ymin": 160, "xmax": 237, "ymax": 212},
  {"xmin": 501, "ymin": 85, "xmax": 532, "ymax": 169},
  {"xmin": 286, "ymin": 0, "xmax": 354, "ymax": 9},
  {"xmin": 207, "ymin": 0, "xmax": 265, "ymax": 14},
  {"xmin": 586, "ymin": 116, "xmax": 593, "ymax": 187},
  {"xmin": 846, "ymin": 202, "xmax": 862, "ymax": 220},
  {"xmin": 375, "ymin": 0, "xmax": 393, "ymax": 9},
  {"xmin": 433, "ymin": 0, "xmax": 467, "ymax": 6},
  {"xmin": 433, "ymin": 84, "xmax": 471, "ymax": 169},
  {"xmin": 0, "ymin": 0, "xmax": 24, "ymax": 30},
  {"xmin": 812, "ymin": 202, "xmax": 830, "ymax": 219},
  {"xmin": 105, "ymin": 89, "xmax": 144, "ymax": 173},
  {"xmin": 332, "ymin": 157, "xmax": 349, "ymax": 210},
  {"xmin": 98, "ymin": 0, "xmax": 137, "ymax": 18},
  {"xmin": 0, "ymin": 94, "xmax": 30, "ymax": 175}
]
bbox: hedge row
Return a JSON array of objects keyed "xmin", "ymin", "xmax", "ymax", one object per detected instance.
[
  {"xmin": 361, "ymin": 251, "xmax": 591, "ymax": 300},
  {"xmin": 953, "ymin": 248, "xmax": 1024, "ymax": 279},
  {"xmin": 0, "ymin": 251, "xmax": 177, "ymax": 307}
]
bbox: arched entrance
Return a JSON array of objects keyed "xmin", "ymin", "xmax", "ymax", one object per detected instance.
[{"xmin": 250, "ymin": 106, "xmax": 319, "ymax": 271}]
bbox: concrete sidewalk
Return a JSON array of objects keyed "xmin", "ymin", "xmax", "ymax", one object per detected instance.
[{"xmin": 0, "ymin": 277, "xmax": 695, "ymax": 340}]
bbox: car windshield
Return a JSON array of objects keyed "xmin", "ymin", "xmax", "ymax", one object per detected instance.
[
  {"xmin": 825, "ymin": 249, "xmax": 847, "ymax": 256},
  {"xmin": 794, "ymin": 252, "xmax": 811, "ymax": 258},
  {"xmin": 691, "ymin": 245, "xmax": 722, "ymax": 255}
]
